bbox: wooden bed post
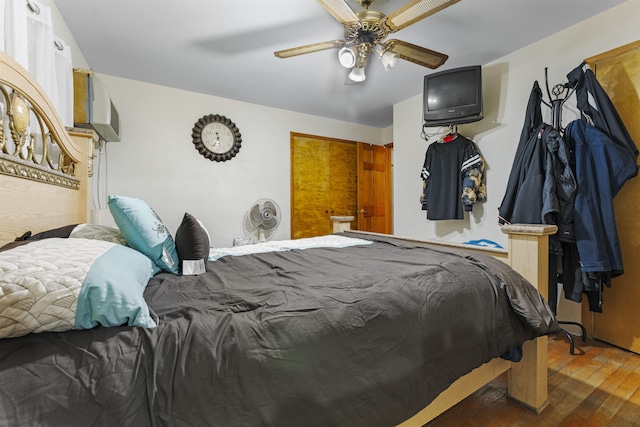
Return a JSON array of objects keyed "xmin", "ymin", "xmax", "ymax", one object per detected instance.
[{"xmin": 501, "ymin": 224, "xmax": 557, "ymax": 413}]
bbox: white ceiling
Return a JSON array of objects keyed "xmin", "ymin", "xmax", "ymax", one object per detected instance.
[{"xmin": 53, "ymin": 0, "xmax": 626, "ymax": 128}]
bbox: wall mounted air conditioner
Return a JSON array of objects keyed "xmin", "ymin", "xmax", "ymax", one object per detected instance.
[{"xmin": 73, "ymin": 69, "xmax": 121, "ymax": 142}]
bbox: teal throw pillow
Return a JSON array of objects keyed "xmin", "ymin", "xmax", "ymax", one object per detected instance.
[
  {"xmin": 108, "ymin": 195, "xmax": 179, "ymax": 274},
  {"xmin": 75, "ymin": 243, "xmax": 157, "ymax": 329}
]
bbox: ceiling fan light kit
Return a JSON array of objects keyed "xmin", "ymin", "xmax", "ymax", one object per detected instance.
[
  {"xmin": 381, "ymin": 50, "xmax": 399, "ymax": 71},
  {"xmin": 338, "ymin": 46, "xmax": 357, "ymax": 68},
  {"xmin": 274, "ymin": 0, "xmax": 460, "ymax": 82},
  {"xmin": 349, "ymin": 66, "xmax": 366, "ymax": 82}
]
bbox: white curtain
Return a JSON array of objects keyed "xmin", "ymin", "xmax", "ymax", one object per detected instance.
[
  {"xmin": 54, "ymin": 36, "xmax": 73, "ymax": 127},
  {"xmin": 0, "ymin": 2, "xmax": 5, "ymax": 53},
  {"xmin": 2, "ymin": 0, "xmax": 73, "ymax": 127}
]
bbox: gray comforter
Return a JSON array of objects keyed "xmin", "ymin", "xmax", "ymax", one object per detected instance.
[{"xmin": 0, "ymin": 233, "xmax": 559, "ymax": 427}]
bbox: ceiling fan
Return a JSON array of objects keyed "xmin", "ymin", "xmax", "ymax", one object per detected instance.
[{"xmin": 274, "ymin": 0, "xmax": 461, "ymax": 82}]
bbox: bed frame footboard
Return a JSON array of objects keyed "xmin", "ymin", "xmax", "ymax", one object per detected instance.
[{"xmin": 338, "ymin": 222, "xmax": 557, "ymax": 426}]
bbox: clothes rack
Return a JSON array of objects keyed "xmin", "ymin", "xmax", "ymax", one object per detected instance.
[
  {"xmin": 500, "ymin": 64, "xmax": 636, "ymax": 353},
  {"xmin": 543, "ymin": 67, "xmax": 587, "ymax": 355},
  {"xmin": 542, "ymin": 68, "xmax": 575, "ymax": 131}
]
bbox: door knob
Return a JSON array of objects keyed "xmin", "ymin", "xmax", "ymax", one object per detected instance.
[{"xmin": 357, "ymin": 209, "xmax": 367, "ymax": 214}]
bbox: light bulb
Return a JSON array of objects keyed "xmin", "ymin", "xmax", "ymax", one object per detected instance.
[
  {"xmin": 348, "ymin": 66, "xmax": 366, "ymax": 82},
  {"xmin": 338, "ymin": 47, "xmax": 356, "ymax": 68},
  {"xmin": 381, "ymin": 51, "xmax": 399, "ymax": 71}
]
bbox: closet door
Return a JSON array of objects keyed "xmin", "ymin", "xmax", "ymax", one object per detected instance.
[
  {"xmin": 586, "ymin": 41, "xmax": 640, "ymax": 354},
  {"xmin": 290, "ymin": 133, "xmax": 357, "ymax": 239},
  {"xmin": 329, "ymin": 139, "xmax": 358, "ymax": 232}
]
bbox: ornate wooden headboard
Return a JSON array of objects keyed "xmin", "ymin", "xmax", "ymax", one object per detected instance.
[{"xmin": 0, "ymin": 51, "xmax": 95, "ymax": 247}]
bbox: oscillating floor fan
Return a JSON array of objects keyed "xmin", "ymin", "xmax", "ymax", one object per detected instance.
[{"xmin": 243, "ymin": 198, "xmax": 282, "ymax": 243}]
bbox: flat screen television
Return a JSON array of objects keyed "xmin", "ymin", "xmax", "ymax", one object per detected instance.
[{"xmin": 423, "ymin": 65, "xmax": 483, "ymax": 127}]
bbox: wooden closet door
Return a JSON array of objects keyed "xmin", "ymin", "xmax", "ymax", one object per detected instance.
[
  {"xmin": 357, "ymin": 142, "xmax": 393, "ymax": 234},
  {"xmin": 586, "ymin": 41, "xmax": 640, "ymax": 354},
  {"xmin": 329, "ymin": 139, "xmax": 358, "ymax": 231},
  {"xmin": 291, "ymin": 134, "xmax": 357, "ymax": 239}
]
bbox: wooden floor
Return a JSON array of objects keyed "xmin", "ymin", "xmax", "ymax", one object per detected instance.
[{"xmin": 426, "ymin": 335, "xmax": 640, "ymax": 426}]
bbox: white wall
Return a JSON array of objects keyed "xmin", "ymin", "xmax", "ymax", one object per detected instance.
[
  {"xmin": 382, "ymin": 125, "xmax": 393, "ymax": 145},
  {"xmin": 392, "ymin": 0, "xmax": 640, "ymax": 248},
  {"xmin": 99, "ymin": 75, "xmax": 384, "ymax": 247}
]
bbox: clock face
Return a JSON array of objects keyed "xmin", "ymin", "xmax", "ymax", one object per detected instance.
[
  {"xmin": 202, "ymin": 122, "xmax": 233, "ymax": 154},
  {"xmin": 192, "ymin": 114, "xmax": 242, "ymax": 162}
]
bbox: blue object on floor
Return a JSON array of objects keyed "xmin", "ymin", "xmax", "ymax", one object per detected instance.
[{"xmin": 463, "ymin": 239, "xmax": 503, "ymax": 249}]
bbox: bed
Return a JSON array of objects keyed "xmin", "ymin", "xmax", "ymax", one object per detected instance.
[{"xmin": 0, "ymin": 50, "xmax": 559, "ymax": 427}]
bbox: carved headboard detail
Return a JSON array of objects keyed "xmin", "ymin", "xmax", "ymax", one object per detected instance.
[
  {"xmin": 0, "ymin": 69, "xmax": 80, "ymax": 189},
  {"xmin": 0, "ymin": 51, "xmax": 93, "ymax": 247}
]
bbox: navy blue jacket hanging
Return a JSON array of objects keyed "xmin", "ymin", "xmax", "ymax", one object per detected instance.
[
  {"xmin": 567, "ymin": 63, "xmax": 639, "ymax": 164},
  {"xmin": 565, "ymin": 118, "xmax": 637, "ymax": 276},
  {"xmin": 562, "ymin": 63, "xmax": 638, "ymax": 311}
]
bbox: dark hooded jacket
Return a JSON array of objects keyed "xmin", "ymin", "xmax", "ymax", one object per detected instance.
[{"xmin": 498, "ymin": 82, "xmax": 576, "ymax": 254}]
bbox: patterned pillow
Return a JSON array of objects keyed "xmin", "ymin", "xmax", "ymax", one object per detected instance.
[
  {"xmin": 2, "ymin": 224, "xmax": 127, "ymax": 253},
  {"xmin": 108, "ymin": 195, "xmax": 179, "ymax": 274},
  {"xmin": 70, "ymin": 223, "xmax": 127, "ymax": 245},
  {"xmin": 0, "ymin": 238, "xmax": 156, "ymax": 339}
]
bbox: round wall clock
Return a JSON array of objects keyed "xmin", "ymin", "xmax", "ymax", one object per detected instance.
[{"xmin": 192, "ymin": 114, "xmax": 242, "ymax": 162}]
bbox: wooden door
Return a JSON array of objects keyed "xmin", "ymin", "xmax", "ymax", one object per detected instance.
[
  {"xmin": 586, "ymin": 40, "xmax": 640, "ymax": 353},
  {"xmin": 357, "ymin": 142, "xmax": 393, "ymax": 234},
  {"xmin": 291, "ymin": 133, "xmax": 357, "ymax": 239},
  {"xmin": 329, "ymin": 139, "xmax": 359, "ymax": 231}
]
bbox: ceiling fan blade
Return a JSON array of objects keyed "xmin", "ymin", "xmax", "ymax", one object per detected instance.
[
  {"xmin": 383, "ymin": 39, "xmax": 448, "ymax": 69},
  {"xmin": 274, "ymin": 40, "xmax": 346, "ymax": 59},
  {"xmin": 317, "ymin": 0, "xmax": 360, "ymax": 27},
  {"xmin": 384, "ymin": 0, "xmax": 461, "ymax": 32}
]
